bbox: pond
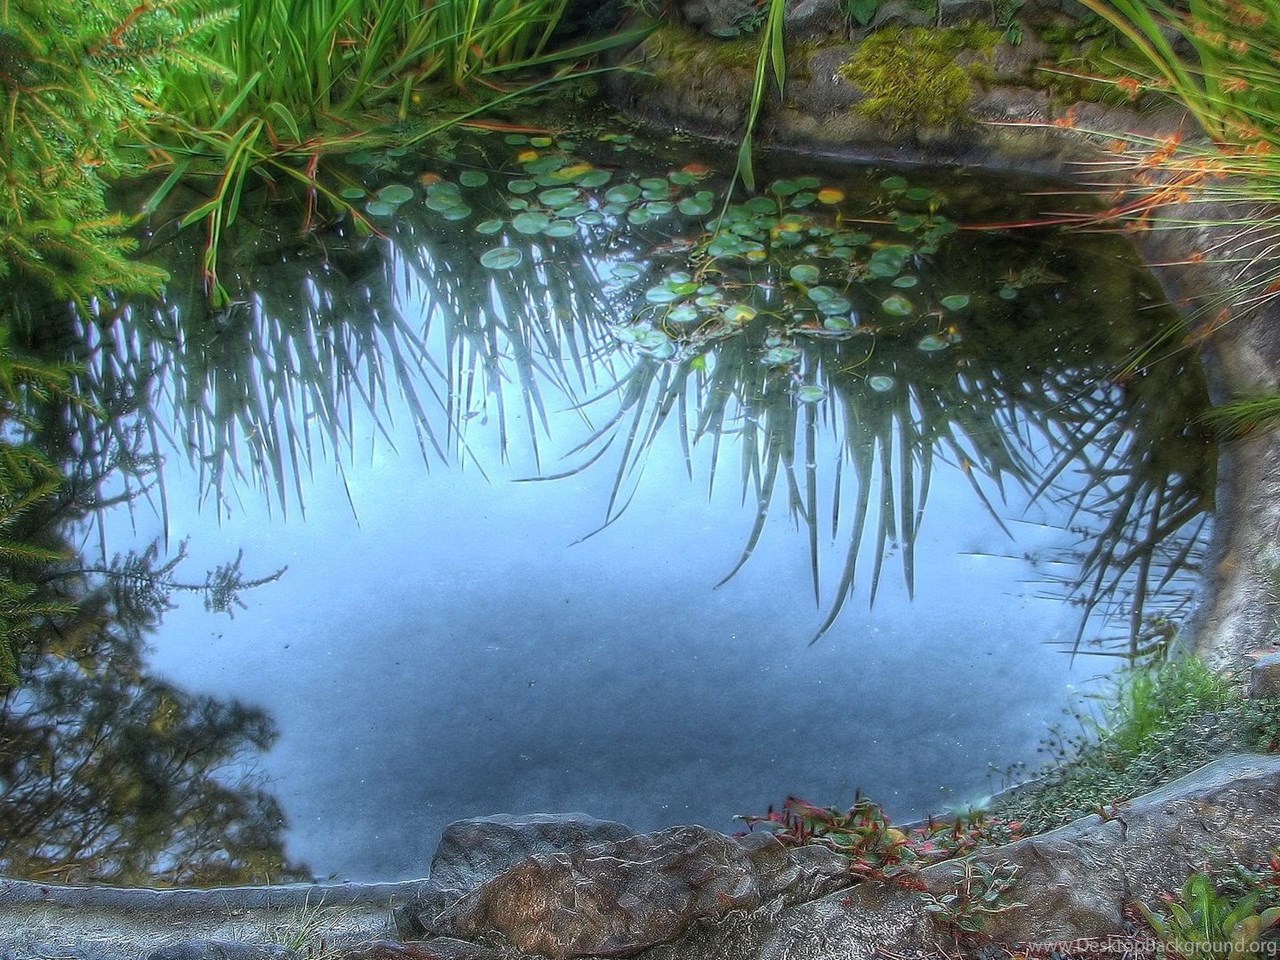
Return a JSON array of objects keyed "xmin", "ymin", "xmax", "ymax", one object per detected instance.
[{"xmin": 0, "ymin": 124, "xmax": 1216, "ymax": 886}]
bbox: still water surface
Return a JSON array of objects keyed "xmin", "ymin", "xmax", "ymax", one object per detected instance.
[{"xmin": 3, "ymin": 131, "xmax": 1216, "ymax": 883}]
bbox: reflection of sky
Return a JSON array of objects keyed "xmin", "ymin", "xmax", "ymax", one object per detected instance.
[{"xmin": 104, "ymin": 228, "xmax": 1180, "ymax": 884}]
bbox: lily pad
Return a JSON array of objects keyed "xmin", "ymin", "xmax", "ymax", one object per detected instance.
[
  {"xmin": 610, "ymin": 262, "xmax": 643, "ymax": 280},
  {"xmin": 508, "ymin": 179, "xmax": 538, "ymax": 194},
  {"xmin": 722, "ymin": 303, "xmax": 757, "ymax": 324},
  {"xmin": 868, "ymin": 375, "xmax": 895, "ymax": 392},
  {"xmin": 762, "ymin": 346, "xmax": 802, "ymax": 366},
  {"xmin": 796, "ymin": 384, "xmax": 827, "ymax": 403},
  {"xmin": 480, "ymin": 247, "xmax": 523, "ymax": 270},
  {"xmin": 576, "ymin": 169, "xmax": 613, "ymax": 188},
  {"xmin": 538, "ymin": 187, "xmax": 580, "ymax": 208},
  {"xmin": 340, "ymin": 186, "xmax": 367, "ymax": 200},
  {"xmin": 644, "ymin": 286, "xmax": 680, "ymax": 304},
  {"xmin": 605, "ymin": 184, "xmax": 642, "ymax": 204},
  {"xmin": 475, "ymin": 219, "xmax": 505, "ymax": 235},
  {"xmin": 365, "ymin": 200, "xmax": 397, "ymax": 217},
  {"xmin": 543, "ymin": 220, "xmax": 577, "ymax": 237},
  {"xmin": 459, "ymin": 170, "xmax": 490, "ymax": 187},
  {"xmin": 917, "ymin": 334, "xmax": 950, "ymax": 351},
  {"xmin": 377, "ymin": 183, "xmax": 415, "ymax": 204},
  {"xmin": 941, "ymin": 294, "xmax": 971, "ymax": 311},
  {"xmin": 512, "ymin": 211, "xmax": 551, "ymax": 234},
  {"xmin": 789, "ymin": 264, "xmax": 821, "ymax": 285},
  {"xmin": 881, "ymin": 295, "xmax": 914, "ymax": 316}
]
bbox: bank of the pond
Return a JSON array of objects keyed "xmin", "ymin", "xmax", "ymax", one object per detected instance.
[{"xmin": 4, "ymin": 42, "xmax": 1280, "ymax": 960}]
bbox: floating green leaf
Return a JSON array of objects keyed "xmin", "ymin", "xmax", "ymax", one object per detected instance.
[
  {"xmin": 480, "ymin": 247, "xmax": 523, "ymax": 270},
  {"xmin": 512, "ymin": 211, "xmax": 551, "ymax": 234},
  {"xmin": 790, "ymin": 264, "xmax": 821, "ymax": 285},
  {"xmin": 606, "ymin": 184, "xmax": 642, "ymax": 203},
  {"xmin": 508, "ymin": 179, "xmax": 538, "ymax": 194},
  {"xmin": 539, "ymin": 187, "xmax": 580, "ymax": 208},
  {"xmin": 722, "ymin": 303, "xmax": 757, "ymax": 323},
  {"xmin": 543, "ymin": 220, "xmax": 577, "ymax": 237},
  {"xmin": 340, "ymin": 186, "xmax": 366, "ymax": 200},
  {"xmin": 475, "ymin": 219, "xmax": 505, "ymax": 235},
  {"xmin": 459, "ymin": 170, "xmax": 490, "ymax": 187},
  {"xmin": 762, "ymin": 346, "xmax": 802, "ymax": 365},
  {"xmin": 576, "ymin": 169, "xmax": 612, "ymax": 188},
  {"xmin": 868, "ymin": 374, "xmax": 895, "ymax": 392},
  {"xmin": 377, "ymin": 184, "xmax": 415, "ymax": 204},
  {"xmin": 917, "ymin": 334, "xmax": 949, "ymax": 351},
  {"xmin": 365, "ymin": 200, "xmax": 397, "ymax": 217},
  {"xmin": 881, "ymin": 295, "xmax": 913, "ymax": 316},
  {"xmin": 941, "ymin": 294, "xmax": 971, "ymax": 310},
  {"xmin": 796, "ymin": 384, "xmax": 827, "ymax": 403}
]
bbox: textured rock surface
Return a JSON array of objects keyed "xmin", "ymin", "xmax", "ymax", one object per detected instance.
[
  {"xmin": 449, "ymin": 825, "xmax": 766, "ymax": 958},
  {"xmin": 941, "ymin": 753, "xmax": 1280, "ymax": 943},
  {"xmin": 394, "ymin": 813, "xmax": 635, "ymax": 940},
  {"xmin": 1250, "ymin": 651, "xmax": 1280, "ymax": 699},
  {"xmin": 147, "ymin": 943, "xmax": 294, "ymax": 960}
]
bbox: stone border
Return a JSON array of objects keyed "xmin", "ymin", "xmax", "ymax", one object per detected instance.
[{"xmin": 4, "ymin": 36, "xmax": 1280, "ymax": 952}]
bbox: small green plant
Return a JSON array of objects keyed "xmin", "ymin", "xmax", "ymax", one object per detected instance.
[
  {"xmin": 838, "ymin": 25, "xmax": 999, "ymax": 131},
  {"xmin": 844, "ymin": 0, "xmax": 883, "ymax": 28},
  {"xmin": 1138, "ymin": 872, "xmax": 1280, "ymax": 960},
  {"xmin": 740, "ymin": 795, "xmax": 1027, "ymax": 883},
  {"xmin": 921, "ymin": 859, "xmax": 1025, "ymax": 934}
]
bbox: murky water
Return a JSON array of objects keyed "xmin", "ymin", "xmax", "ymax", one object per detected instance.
[{"xmin": 0, "ymin": 128, "xmax": 1216, "ymax": 884}]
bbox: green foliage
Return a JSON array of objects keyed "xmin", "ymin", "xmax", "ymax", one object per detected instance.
[
  {"xmin": 921, "ymin": 859, "xmax": 1025, "ymax": 933},
  {"xmin": 1103, "ymin": 656, "xmax": 1235, "ymax": 758},
  {"xmin": 740, "ymin": 795, "xmax": 1028, "ymax": 880},
  {"xmin": 0, "ymin": 331, "xmax": 80, "ymax": 685},
  {"xmin": 992, "ymin": 656, "xmax": 1278, "ymax": 835},
  {"xmin": 1138, "ymin": 872, "xmax": 1280, "ymax": 960},
  {"xmin": 844, "ymin": 0, "xmax": 882, "ymax": 27},
  {"xmin": 839, "ymin": 25, "xmax": 999, "ymax": 131},
  {"xmin": 141, "ymin": 0, "xmax": 648, "ymax": 302},
  {"xmin": 1203, "ymin": 395, "xmax": 1280, "ymax": 439},
  {"xmin": 0, "ymin": 0, "xmax": 188, "ymax": 307}
]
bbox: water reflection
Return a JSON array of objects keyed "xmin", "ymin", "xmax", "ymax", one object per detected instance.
[
  {"xmin": 108, "ymin": 137, "xmax": 1214, "ymax": 653},
  {"xmin": 0, "ymin": 136, "xmax": 1218, "ymax": 883}
]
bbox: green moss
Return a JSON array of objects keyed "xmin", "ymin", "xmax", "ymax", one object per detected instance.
[
  {"xmin": 839, "ymin": 25, "xmax": 1001, "ymax": 131},
  {"xmin": 645, "ymin": 21, "xmax": 762, "ymax": 75}
]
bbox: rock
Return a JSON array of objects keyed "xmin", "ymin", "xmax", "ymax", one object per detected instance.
[
  {"xmin": 450, "ymin": 825, "xmax": 767, "ymax": 958},
  {"xmin": 338, "ymin": 940, "xmax": 503, "ymax": 960},
  {"xmin": 782, "ymin": 0, "xmax": 847, "ymax": 39},
  {"xmin": 754, "ymin": 882, "xmax": 933, "ymax": 960},
  {"xmin": 677, "ymin": 0, "xmax": 759, "ymax": 35},
  {"xmin": 394, "ymin": 813, "xmax": 635, "ymax": 940},
  {"xmin": 3, "ymin": 946, "xmax": 93, "ymax": 960},
  {"xmin": 146, "ymin": 943, "xmax": 294, "ymax": 960},
  {"xmin": 1249, "ymin": 651, "xmax": 1280, "ymax": 698},
  {"xmin": 948, "ymin": 753, "xmax": 1280, "ymax": 943}
]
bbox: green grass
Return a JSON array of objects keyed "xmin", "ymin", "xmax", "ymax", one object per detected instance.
[
  {"xmin": 991, "ymin": 656, "xmax": 1280, "ymax": 834},
  {"xmin": 138, "ymin": 0, "xmax": 648, "ymax": 303}
]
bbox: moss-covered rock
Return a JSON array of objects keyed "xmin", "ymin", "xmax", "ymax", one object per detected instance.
[{"xmin": 838, "ymin": 24, "xmax": 1001, "ymax": 130}]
